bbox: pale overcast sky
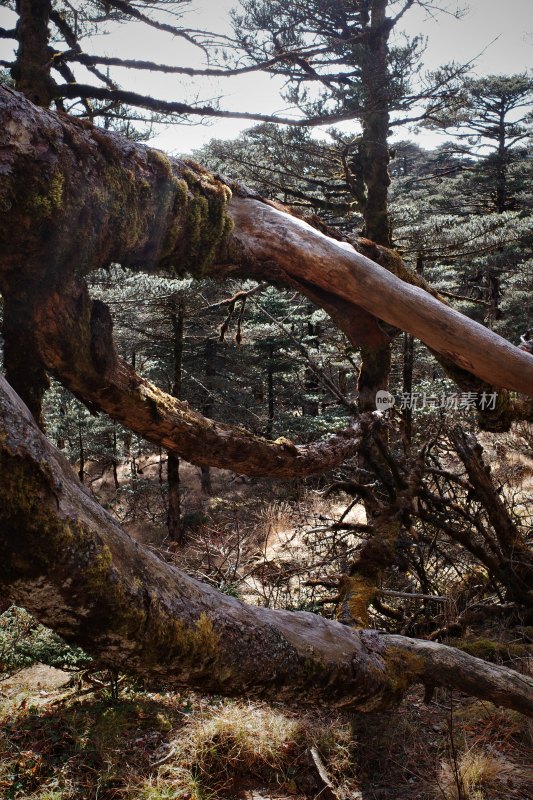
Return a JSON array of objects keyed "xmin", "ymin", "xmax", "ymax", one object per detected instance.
[{"xmin": 0, "ymin": 0, "xmax": 531, "ymax": 154}]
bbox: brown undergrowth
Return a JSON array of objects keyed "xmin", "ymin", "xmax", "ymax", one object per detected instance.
[
  {"xmin": 0, "ymin": 673, "xmax": 358, "ymax": 800},
  {"xmin": 1, "ymin": 669, "xmax": 532, "ymax": 800}
]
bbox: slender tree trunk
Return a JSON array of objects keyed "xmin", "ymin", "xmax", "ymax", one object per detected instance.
[
  {"xmin": 360, "ymin": 0, "xmax": 392, "ymax": 248},
  {"xmin": 112, "ymin": 430, "xmax": 119, "ymax": 489},
  {"xmin": 122, "ymin": 351, "xmax": 135, "ymax": 459},
  {"xmin": 402, "ymin": 333, "xmax": 414, "ymax": 446},
  {"xmin": 167, "ymin": 453, "xmax": 181, "ymax": 535},
  {"xmin": 495, "ymin": 102, "xmax": 508, "ymax": 214},
  {"xmin": 167, "ymin": 298, "xmax": 184, "ymax": 542},
  {"xmin": 78, "ymin": 419, "xmax": 85, "ymax": 484},
  {"xmin": 402, "ymin": 253, "xmax": 424, "ymax": 447},
  {"xmin": 266, "ymin": 343, "xmax": 275, "ymax": 437},
  {"xmin": 199, "ymin": 338, "xmax": 217, "ymax": 495}
]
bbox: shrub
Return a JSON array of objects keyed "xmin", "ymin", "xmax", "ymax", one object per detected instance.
[{"xmin": 0, "ymin": 606, "xmax": 92, "ymax": 678}]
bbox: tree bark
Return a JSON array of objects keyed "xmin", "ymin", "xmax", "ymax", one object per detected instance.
[
  {"xmin": 402, "ymin": 332, "xmax": 415, "ymax": 446},
  {"xmin": 167, "ymin": 297, "xmax": 184, "ymax": 542},
  {"xmin": 266, "ymin": 342, "xmax": 275, "ymax": 437},
  {"xmin": 1, "ymin": 372, "xmax": 532, "ymax": 717},
  {"xmin": 226, "ymin": 197, "xmax": 533, "ymax": 396},
  {"xmin": 2, "ymin": 294, "xmax": 49, "ymax": 425},
  {"xmin": 360, "ymin": 0, "xmax": 392, "ymax": 247},
  {"xmin": 11, "ymin": 0, "xmax": 55, "ymax": 107}
]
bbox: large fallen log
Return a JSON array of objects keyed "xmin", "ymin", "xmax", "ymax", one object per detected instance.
[{"xmin": 1, "ymin": 373, "xmax": 532, "ymax": 717}]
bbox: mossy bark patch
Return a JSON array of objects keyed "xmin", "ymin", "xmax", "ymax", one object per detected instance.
[{"xmin": 0, "ymin": 98, "xmax": 234, "ymax": 293}]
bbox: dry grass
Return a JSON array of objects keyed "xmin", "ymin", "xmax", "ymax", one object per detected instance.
[
  {"xmin": 0, "ymin": 680, "xmax": 357, "ymax": 800},
  {"xmin": 437, "ymin": 749, "xmax": 521, "ymax": 800},
  {"xmin": 160, "ymin": 701, "xmax": 301, "ymax": 794},
  {"xmin": 154, "ymin": 700, "xmax": 355, "ymax": 799},
  {"xmin": 260, "ymin": 500, "xmax": 295, "ymax": 539}
]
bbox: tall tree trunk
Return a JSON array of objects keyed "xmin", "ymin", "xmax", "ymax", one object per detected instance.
[
  {"xmin": 352, "ymin": 0, "xmax": 410, "ymax": 626},
  {"xmin": 402, "ymin": 332, "xmax": 414, "ymax": 446},
  {"xmin": 12, "ymin": 0, "xmax": 55, "ymax": 107},
  {"xmin": 200, "ymin": 338, "xmax": 217, "ymax": 495},
  {"xmin": 346, "ymin": 2, "xmax": 399, "ymax": 626},
  {"xmin": 401, "ymin": 253, "xmax": 424, "ymax": 447},
  {"xmin": 78, "ymin": 418, "xmax": 85, "ymax": 484},
  {"xmin": 356, "ymin": 1, "xmax": 394, "ymax": 414},
  {"xmin": 495, "ymin": 101, "xmax": 508, "ymax": 214},
  {"xmin": 360, "ymin": 0, "xmax": 392, "ymax": 248},
  {"xmin": 266, "ymin": 342, "xmax": 275, "ymax": 437},
  {"xmin": 167, "ymin": 298, "xmax": 184, "ymax": 542},
  {"xmin": 5, "ymin": 2, "xmax": 53, "ymax": 420},
  {"xmin": 111, "ymin": 430, "xmax": 119, "ymax": 489}
]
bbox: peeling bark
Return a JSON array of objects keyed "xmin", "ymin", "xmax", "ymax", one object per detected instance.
[{"xmin": 1, "ymin": 373, "xmax": 532, "ymax": 717}]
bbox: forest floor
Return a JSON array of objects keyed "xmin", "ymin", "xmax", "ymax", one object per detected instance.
[
  {"xmin": 1, "ymin": 662, "xmax": 532, "ymax": 800},
  {"xmin": 1, "ymin": 439, "xmax": 533, "ymax": 800}
]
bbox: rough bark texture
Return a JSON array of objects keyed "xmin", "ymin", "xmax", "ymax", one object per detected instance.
[
  {"xmin": 11, "ymin": 0, "xmax": 55, "ymax": 107},
  {"xmin": 338, "ymin": 451, "xmax": 426, "ymax": 628},
  {"xmin": 0, "ymin": 85, "xmax": 532, "ymax": 484},
  {"xmin": 360, "ymin": 0, "xmax": 392, "ymax": 247},
  {"xmin": 167, "ymin": 298, "xmax": 183, "ymax": 541},
  {"xmin": 1, "ymin": 373, "xmax": 532, "ymax": 717},
  {"xmin": 2, "ymin": 293, "xmax": 50, "ymax": 425}
]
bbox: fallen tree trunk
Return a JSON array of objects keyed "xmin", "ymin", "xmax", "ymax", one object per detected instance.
[
  {"xmin": 1, "ymin": 373, "xmax": 532, "ymax": 717},
  {"xmin": 227, "ymin": 197, "xmax": 533, "ymax": 395},
  {"xmin": 0, "ymin": 86, "xmax": 532, "ymax": 480}
]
